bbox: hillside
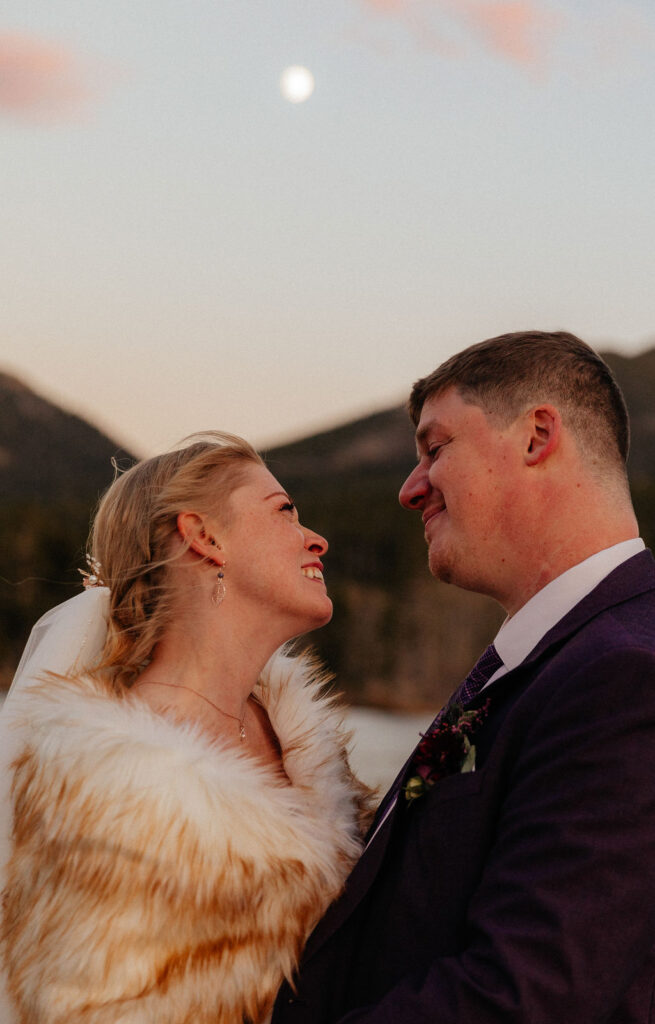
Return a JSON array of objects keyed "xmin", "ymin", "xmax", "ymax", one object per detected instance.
[
  {"xmin": 1, "ymin": 347, "xmax": 654, "ymax": 705},
  {"xmin": 264, "ymin": 405, "xmax": 417, "ymax": 481},
  {"xmin": 0, "ymin": 372, "xmax": 132, "ymax": 501},
  {"xmin": 0, "ymin": 372, "xmax": 134, "ymax": 685},
  {"xmin": 601, "ymin": 349, "xmax": 655, "ymax": 482}
]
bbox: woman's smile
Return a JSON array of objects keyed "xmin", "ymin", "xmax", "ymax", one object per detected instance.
[{"xmin": 301, "ymin": 563, "xmax": 324, "ymax": 582}]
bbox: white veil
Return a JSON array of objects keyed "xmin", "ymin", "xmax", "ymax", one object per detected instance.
[{"xmin": 0, "ymin": 587, "xmax": 110, "ymax": 1020}]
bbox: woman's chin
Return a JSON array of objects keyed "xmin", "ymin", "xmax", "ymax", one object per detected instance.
[
  {"xmin": 291, "ymin": 597, "xmax": 333, "ymax": 638},
  {"xmin": 317, "ymin": 599, "xmax": 334, "ymax": 628}
]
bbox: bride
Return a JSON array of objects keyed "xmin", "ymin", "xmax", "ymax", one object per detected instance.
[{"xmin": 0, "ymin": 432, "xmax": 373, "ymax": 1024}]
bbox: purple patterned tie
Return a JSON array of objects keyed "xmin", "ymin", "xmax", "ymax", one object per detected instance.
[
  {"xmin": 428, "ymin": 643, "xmax": 503, "ymax": 733},
  {"xmin": 455, "ymin": 643, "xmax": 504, "ymax": 707},
  {"xmin": 365, "ymin": 643, "xmax": 504, "ymax": 847}
]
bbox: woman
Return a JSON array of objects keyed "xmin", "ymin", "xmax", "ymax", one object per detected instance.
[{"xmin": 0, "ymin": 432, "xmax": 373, "ymax": 1024}]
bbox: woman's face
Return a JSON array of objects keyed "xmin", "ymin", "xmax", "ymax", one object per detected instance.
[{"xmin": 216, "ymin": 463, "xmax": 332, "ymax": 636}]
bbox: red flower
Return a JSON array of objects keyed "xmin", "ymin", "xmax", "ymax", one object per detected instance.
[{"xmin": 404, "ymin": 700, "xmax": 490, "ymax": 803}]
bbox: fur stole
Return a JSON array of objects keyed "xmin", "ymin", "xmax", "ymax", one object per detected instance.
[{"xmin": 2, "ymin": 650, "xmax": 374, "ymax": 1024}]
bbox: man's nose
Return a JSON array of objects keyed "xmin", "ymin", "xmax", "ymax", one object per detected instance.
[{"xmin": 399, "ymin": 465, "xmax": 428, "ymax": 510}]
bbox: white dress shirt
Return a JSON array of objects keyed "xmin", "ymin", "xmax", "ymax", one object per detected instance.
[
  {"xmin": 484, "ymin": 538, "xmax": 646, "ymax": 690},
  {"xmin": 365, "ymin": 538, "xmax": 645, "ymax": 848}
]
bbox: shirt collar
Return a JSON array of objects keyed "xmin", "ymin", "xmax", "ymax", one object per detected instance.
[{"xmin": 493, "ymin": 539, "xmax": 646, "ymax": 673}]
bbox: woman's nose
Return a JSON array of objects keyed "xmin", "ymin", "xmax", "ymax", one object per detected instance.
[
  {"xmin": 399, "ymin": 464, "xmax": 429, "ymax": 510},
  {"xmin": 304, "ymin": 528, "xmax": 328, "ymax": 556}
]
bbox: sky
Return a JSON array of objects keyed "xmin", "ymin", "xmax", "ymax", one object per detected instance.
[{"xmin": 2, "ymin": 0, "xmax": 654, "ymax": 457}]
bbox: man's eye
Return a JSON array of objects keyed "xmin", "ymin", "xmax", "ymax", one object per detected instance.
[{"xmin": 427, "ymin": 439, "xmax": 450, "ymax": 461}]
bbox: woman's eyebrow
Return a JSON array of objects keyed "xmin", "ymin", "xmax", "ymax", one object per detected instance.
[{"xmin": 264, "ymin": 490, "xmax": 292, "ymax": 501}]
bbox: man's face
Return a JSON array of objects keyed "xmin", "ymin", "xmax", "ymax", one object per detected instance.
[{"xmin": 399, "ymin": 387, "xmax": 525, "ymax": 604}]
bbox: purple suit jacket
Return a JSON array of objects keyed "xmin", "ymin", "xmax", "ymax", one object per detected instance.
[{"xmin": 273, "ymin": 550, "xmax": 655, "ymax": 1024}]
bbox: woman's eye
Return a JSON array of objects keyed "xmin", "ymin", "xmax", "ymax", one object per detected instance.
[{"xmin": 280, "ymin": 501, "xmax": 296, "ymax": 513}]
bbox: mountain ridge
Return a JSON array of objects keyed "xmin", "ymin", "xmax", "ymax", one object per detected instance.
[
  {"xmin": 2, "ymin": 345, "xmax": 654, "ymax": 705},
  {"xmin": 0, "ymin": 370, "xmax": 133, "ymax": 502}
]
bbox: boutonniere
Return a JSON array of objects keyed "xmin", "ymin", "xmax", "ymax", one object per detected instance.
[{"xmin": 404, "ymin": 700, "xmax": 491, "ymax": 804}]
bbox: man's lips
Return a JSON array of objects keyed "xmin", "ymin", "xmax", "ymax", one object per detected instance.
[{"xmin": 422, "ymin": 507, "xmax": 446, "ymax": 529}]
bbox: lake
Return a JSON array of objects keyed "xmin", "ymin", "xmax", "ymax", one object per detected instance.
[{"xmin": 346, "ymin": 706, "xmax": 436, "ymax": 793}]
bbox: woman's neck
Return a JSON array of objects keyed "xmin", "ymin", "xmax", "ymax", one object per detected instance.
[
  {"xmin": 139, "ymin": 640, "xmax": 257, "ymax": 713},
  {"xmin": 133, "ymin": 618, "xmax": 288, "ymax": 769}
]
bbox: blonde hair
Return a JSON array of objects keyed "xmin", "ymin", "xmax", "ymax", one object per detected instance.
[{"xmin": 89, "ymin": 431, "xmax": 263, "ymax": 691}]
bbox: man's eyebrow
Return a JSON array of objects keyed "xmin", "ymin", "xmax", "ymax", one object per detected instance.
[
  {"xmin": 416, "ymin": 413, "xmax": 449, "ymax": 439},
  {"xmin": 415, "ymin": 423, "xmax": 434, "ymax": 447},
  {"xmin": 415, "ymin": 420, "xmax": 449, "ymax": 454}
]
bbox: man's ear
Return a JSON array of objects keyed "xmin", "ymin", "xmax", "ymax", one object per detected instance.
[
  {"xmin": 176, "ymin": 512, "xmax": 223, "ymax": 563},
  {"xmin": 524, "ymin": 405, "xmax": 562, "ymax": 466}
]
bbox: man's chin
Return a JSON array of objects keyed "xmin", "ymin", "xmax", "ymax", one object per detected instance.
[{"xmin": 428, "ymin": 550, "xmax": 455, "ymax": 584}]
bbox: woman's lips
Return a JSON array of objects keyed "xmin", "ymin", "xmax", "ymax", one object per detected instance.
[{"xmin": 301, "ymin": 565, "xmax": 325, "ymax": 581}]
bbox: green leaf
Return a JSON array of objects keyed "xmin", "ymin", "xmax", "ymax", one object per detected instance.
[
  {"xmin": 404, "ymin": 775, "xmax": 426, "ymax": 802},
  {"xmin": 460, "ymin": 742, "xmax": 476, "ymax": 774}
]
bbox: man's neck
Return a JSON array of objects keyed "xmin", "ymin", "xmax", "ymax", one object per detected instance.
[
  {"xmin": 502, "ymin": 517, "xmax": 639, "ymax": 618},
  {"xmin": 493, "ymin": 539, "xmax": 646, "ymax": 673}
]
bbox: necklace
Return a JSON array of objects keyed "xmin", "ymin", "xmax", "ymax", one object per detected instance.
[{"xmin": 134, "ymin": 679, "xmax": 248, "ymax": 740}]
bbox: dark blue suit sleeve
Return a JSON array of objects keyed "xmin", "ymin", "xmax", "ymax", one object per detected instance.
[{"xmin": 338, "ymin": 647, "xmax": 655, "ymax": 1023}]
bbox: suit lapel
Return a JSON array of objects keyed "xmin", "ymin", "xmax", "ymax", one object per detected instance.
[
  {"xmin": 461, "ymin": 551, "xmax": 655, "ymax": 717},
  {"xmin": 302, "ymin": 550, "xmax": 655, "ymax": 964},
  {"xmin": 527, "ymin": 549, "xmax": 655, "ymax": 660}
]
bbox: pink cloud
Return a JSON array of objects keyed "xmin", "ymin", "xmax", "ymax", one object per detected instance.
[
  {"xmin": 357, "ymin": 0, "xmax": 462, "ymax": 57},
  {"xmin": 0, "ymin": 32, "xmax": 91, "ymax": 120},
  {"xmin": 358, "ymin": 0, "xmax": 655, "ymax": 74},
  {"xmin": 357, "ymin": 0, "xmax": 563, "ymax": 69},
  {"xmin": 459, "ymin": 0, "xmax": 561, "ymax": 66}
]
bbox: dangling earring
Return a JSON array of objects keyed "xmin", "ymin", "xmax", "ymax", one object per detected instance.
[{"xmin": 212, "ymin": 566, "xmax": 226, "ymax": 607}]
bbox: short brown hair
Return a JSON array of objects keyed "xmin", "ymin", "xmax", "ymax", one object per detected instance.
[{"xmin": 409, "ymin": 330, "xmax": 629, "ymax": 469}]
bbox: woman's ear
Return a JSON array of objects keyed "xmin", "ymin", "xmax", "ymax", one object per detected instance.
[
  {"xmin": 524, "ymin": 404, "xmax": 562, "ymax": 466},
  {"xmin": 176, "ymin": 512, "xmax": 223, "ymax": 563}
]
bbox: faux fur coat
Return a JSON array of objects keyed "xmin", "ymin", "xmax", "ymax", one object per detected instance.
[{"xmin": 1, "ymin": 650, "xmax": 373, "ymax": 1024}]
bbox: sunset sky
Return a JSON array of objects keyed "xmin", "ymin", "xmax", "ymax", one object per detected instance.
[{"xmin": 2, "ymin": 1, "xmax": 654, "ymax": 456}]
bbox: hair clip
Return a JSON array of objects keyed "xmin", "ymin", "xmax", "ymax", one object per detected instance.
[{"xmin": 79, "ymin": 554, "xmax": 106, "ymax": 589}]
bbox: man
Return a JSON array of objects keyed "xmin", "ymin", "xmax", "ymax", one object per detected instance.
[{"xmin": 272, "ymin": 330, "xmax": 655, "ymax": 1023}]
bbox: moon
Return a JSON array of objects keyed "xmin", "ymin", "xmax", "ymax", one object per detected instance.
[{"xmin": 279, "ymin": 66, "xmax": 315, "ymax": 104}]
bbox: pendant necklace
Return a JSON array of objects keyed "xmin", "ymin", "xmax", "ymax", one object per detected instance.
[{"xmin": 134, "ymin": 679, "xmax": 248, "ymax": 740}]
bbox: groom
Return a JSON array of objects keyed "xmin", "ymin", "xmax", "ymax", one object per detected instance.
[{"xmin": 272, "ymin": 331, "xmax": 655, "ymax": 1023}]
